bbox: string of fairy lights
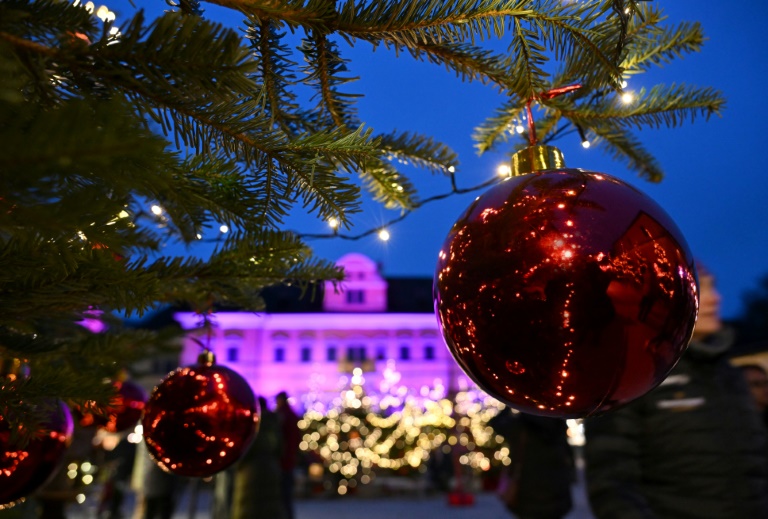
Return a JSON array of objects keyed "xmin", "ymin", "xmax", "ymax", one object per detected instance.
[{"xmin": 70, "ymin": 0, "xmax": 642, "ymax": 248}]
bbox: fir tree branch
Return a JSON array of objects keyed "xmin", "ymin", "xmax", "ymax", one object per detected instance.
[
  {"xmin": 586, "ymin": 123, "xmax": 664, "ymax": 181},
  {"xmin": 564, "ymin": 83, "xmax": 724, "ymax": 130},
  {"xmin": 378, "ymin": 130, "xmax": 459, "ymax": 175},
  {"xmin": 300, "ymin": 30, "xmax": 360, "ymax": 129},
  {"xmin": 622, "ymin": 20, "xmax": 705, "ymax": 74}
]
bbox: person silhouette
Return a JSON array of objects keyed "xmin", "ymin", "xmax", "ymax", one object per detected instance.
[
  {"xmin": 274, "ymin": 391, "xmax": 300, "ymax": 519},
  {"xmin": 584, "ymin": 266, "xmax": 768, "ymax": 518}
]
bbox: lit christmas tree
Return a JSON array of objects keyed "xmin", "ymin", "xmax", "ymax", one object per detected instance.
[{"xmin": 299, "ymin": 361, "xmax": 520, "ymax": 495}]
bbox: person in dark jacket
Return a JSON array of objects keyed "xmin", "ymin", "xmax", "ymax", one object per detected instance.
[
  {"xmin": 739, "ymin": 363, "xmax": 768, "ymax": 428},
  {"xmin": 584, "ymin": 268, "xmax": 768, "ymax": 519},
  {"xmin": 274, "ymin": 391, "xmax": 300, "ymax": 519},
  {"xmin": 231, "ymin": 396, "xmax": 285, "ymax": 519},
  {"xmin": 490, "ymin": 407, "xmax": 574, "ymax": 519}
]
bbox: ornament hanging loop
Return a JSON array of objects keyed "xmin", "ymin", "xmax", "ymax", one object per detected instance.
[
  {"xmin": 513, "ymin": 84, "xmax": 582, "ymax": 175},
  {"xmin": 526, "ymin": 99, "xmax": 537, "ymax": 146},
  {"xmin": 524, "ymin": 83, "xmax": 583, "ymax": 147}
]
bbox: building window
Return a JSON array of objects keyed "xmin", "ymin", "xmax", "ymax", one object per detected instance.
[
  {"xmin": 301, "ymin": 346, "xmax": 312, "ymax": 363},
  {"xmin": 274, "ymin": 347, "xmax": 285, "ymax": 363},
  {"xmin": 399, "ymin": 345, "xmax": 410, "ymax": 361},
  {"xmin": 227, "ymin": 347, "xmax": 240, "ymax": 362},
  {"xmin": 327, "ymin": 346, "xmax": 337, "ymax": 362},
  {"xmin": 347, "ymin": 345, "xmax": 367, "ymax": 362},
  {"xmin": 346, "ymin": 290, "xmax": 365, "ymax": 304},
  {"xmin": 424, "ymin": 345, "xmax": 435, "ymax": 360},
  {"xmin": 376, "ymin": 346, "xmax": 387, "ymax": 361}
]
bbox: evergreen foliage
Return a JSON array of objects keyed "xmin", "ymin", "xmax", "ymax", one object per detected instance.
[{"xmin": 0, "ymin": 0, "xmax": 723, "ymax": 426}]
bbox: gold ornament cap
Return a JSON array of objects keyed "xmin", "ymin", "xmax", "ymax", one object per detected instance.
[
  {"xmin": 510, "ymin": 145, "xmax": 566, "ymax": 176},
  {"xmin": 198, "ymin": 350, "xmax": 216, "ymax": 366}
]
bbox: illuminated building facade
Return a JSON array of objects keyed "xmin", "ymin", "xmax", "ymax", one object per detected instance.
[{"xmin": 175, "ymin": 253, "xmax": 473, "ymax": 405}]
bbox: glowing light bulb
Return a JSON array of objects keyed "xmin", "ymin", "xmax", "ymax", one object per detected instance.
[
  {"xmin": 150, "ymin": 205, "xmax": 163, "ymax": 216},
  {"xmin": 95, "ymin": 5, "xmax": 109, "ymax": 20},
  {"xmin": 581, "ymin": 140, "xmax": 590, "ymax": 149},
  {"xmin": 515, "ymin": 125, "xmax": 525, "ymax": 134},
  {"xmin": 219, "ymin": 225, "xmax": 229, "ymax": 233},
  {"xmin": 447, "ymin": 165, "xmax": 456, "ymax": 173},
  {"xmin": 621, "ymin": 80, "xmax": 628, "ymax": 89},
  {"xmin": 328, "ymin": 217, "xmax": 339, "ymax": 229},
  {"xmin": 378, "ymin": 229, "xmax": 390, "ymax": 241},
  {"xmin": 621, "ymin": 92, "xmax": 634, "ymax": 104},
  {"xmin": 497, "ymin": 164, "xmax": 512, "ymax": 177}
]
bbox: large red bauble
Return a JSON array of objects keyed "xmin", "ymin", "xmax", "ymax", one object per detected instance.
[
  {"xmin": 142, "ymin": 356, "xmax": 260, "ymax": 477},
  {"xmin": 434, "ymin": 168, "xmax": 698, "ymax": 418},
  {"xmin": 0, "ymin": 401, "xmax": 74, "ymax": 508}
]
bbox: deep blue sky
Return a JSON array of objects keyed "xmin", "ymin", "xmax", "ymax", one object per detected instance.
[{"xmin": 110, "ymin": 1, "xmax": 767, "ymax": 319}]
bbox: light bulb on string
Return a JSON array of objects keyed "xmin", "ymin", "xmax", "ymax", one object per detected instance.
[{"xmin": 378, "ymin": 229, "xmax": 390, "ymax": 242}]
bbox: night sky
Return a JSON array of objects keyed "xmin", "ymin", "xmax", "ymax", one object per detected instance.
[{"xmin": 110, "ymin": 1, "xmax": 768, "ymax": 319}]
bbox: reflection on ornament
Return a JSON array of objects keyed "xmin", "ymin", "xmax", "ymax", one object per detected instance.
[
  {"xmin": 142, "ymin": 352, "xmax": 260, "ymax": 477},
  {"xmin": 434, "ymin": 146, "xmax": 698, "ymax": 418},
  {"xmin": 0, "ymin": 401, "xmax": 74, "ymax": 509}
]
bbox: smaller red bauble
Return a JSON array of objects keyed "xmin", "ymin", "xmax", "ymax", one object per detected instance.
[
  {"xmin": 0, "ymin": 401, "xmax": 74, "ymax": 509},
  {"xmin": 73, "ymin": 379, "xmax": 147, "ymax": 433},
  {"xmin": 142, "ymin": 352, "xmax": 260, "ymax": 477},
  {"xmin": 104, "ymin": 380, "xmax": 147, "ymax": 433}
]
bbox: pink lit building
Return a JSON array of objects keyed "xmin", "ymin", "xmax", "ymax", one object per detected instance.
[{"xmin": 175, "ymin": 253, "xmax": 473, "ymax": 405}]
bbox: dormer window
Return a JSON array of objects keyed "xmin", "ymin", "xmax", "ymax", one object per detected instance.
[{"xmin": 346, "ymin": 290, "xmax": 365, "ymax": 304}]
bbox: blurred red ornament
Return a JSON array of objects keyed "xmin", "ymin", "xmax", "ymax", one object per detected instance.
[
  {"xmin": 434, "ymin": 146, "xmax": 698, "ymax": 418},
  {"xmin": 104, "ymin": 379, "xmax": 146, "ymax": 433},
  {"xmin": 142, "ymin": 352, "xmax": 260, "ymax": 477},
  {"xmin": 0, "ymin": 401, "xmax": 74, "ymax": 509},
  {"xmin": 73, "ymin": 379, "xmax": 146, "ymax": 433}
]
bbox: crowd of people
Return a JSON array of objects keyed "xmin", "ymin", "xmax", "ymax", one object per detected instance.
[{"xmin": 18, "ymin": 265, "xmax": 767, "ymax": 519}]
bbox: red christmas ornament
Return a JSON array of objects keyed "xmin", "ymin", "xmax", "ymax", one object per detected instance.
[
  {"xmin": 142, "ymin": 351, "xmax": 260, "ymax": 477},
  {"xmin": 73, "ymin": 379, "xmax": 147, "ymax": 433},
  {"xmin": 104, "ymin": 379, "xmax": 147, "ymax": 433},
  {"xmin": 434, "ymin": 145, "xmax": 698, "ymax": 418},
  {"xmin": 0, "ymin": 401, "xmax": 74, "ymax": 509}
]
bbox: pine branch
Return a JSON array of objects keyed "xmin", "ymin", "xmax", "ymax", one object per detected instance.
[
  {"xmin": 378, "ymin": 130, "xmax": 459, "ymax": 175},
  {"xmin": 208, "ymin": 0, "xmax": 338, "ymax": 32},
  {"xmin": 564, "ymin": 83, "xmax": 724, "ymax": 130},
  {"xmin": 472, "ymin": 98, "xmax": 526, "ymax": 153},
  {"xmin": 586, "ymin": 124, "xmax": 664, "ymax": 181},
  {"xmin": 245, "ymin": 16, "xmax": 306, "ymax": 134},
  {"xmin": 359, "ymin": 157, "xmax": 419, "ymax": 210},
  {"xmin": 622, "ymin": 18, "xmax": 705, "ymax": 74},
  {"xmin": 299, "ymin": 30, "xmax": 361, "ymax": 129},
  {"xmin": 390, "ymin": 40, "xmax": 517, "ymax": 90}
]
